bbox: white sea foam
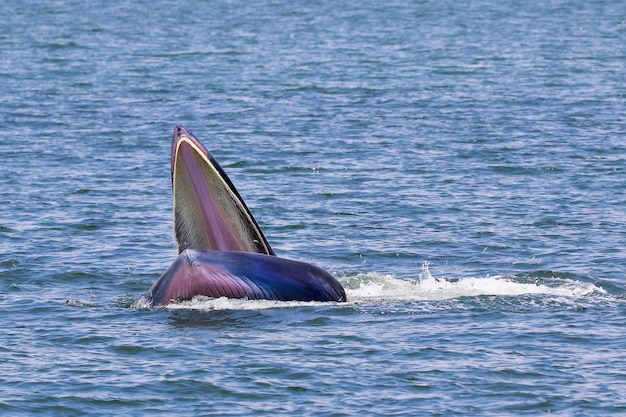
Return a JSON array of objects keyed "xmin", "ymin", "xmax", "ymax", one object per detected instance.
[
  {"xmin": 164, "ymin": 296, "xmax": 328, "ymax": 310},
  {"xmin": 133, "ymin": 294, "xmax": 329, "ymax": 310},
  {"xmin": 343, "ymin": 262, "xmax": 606, "ymax": 302}
]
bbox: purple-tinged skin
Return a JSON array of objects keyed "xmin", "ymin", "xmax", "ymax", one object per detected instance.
[
  {"xmin": 172, "ymin": 125, "xmax": 275, "ymax": 255},
  {"xmin": 144, "ymin": 126, "xmax": 347, "ymax": 306},
  {"xmin": 145, "ymin": 249, "xmax": 346, "ymax": 305}
]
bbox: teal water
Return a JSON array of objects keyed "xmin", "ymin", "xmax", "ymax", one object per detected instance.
[{"xmin": 1, "ymin": 0, "xmax": 625, "ymax": 415}]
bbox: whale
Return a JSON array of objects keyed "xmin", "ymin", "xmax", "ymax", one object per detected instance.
[{"xmin": 144, "ymin": 126, "xmax": 346, "ymax": 306}]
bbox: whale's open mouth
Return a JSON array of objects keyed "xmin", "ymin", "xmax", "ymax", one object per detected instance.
[
  {"xmin": 141, "ymin": 126, "xmax": 345, "ymax": 306},
  {"xmin": 171, "ymin": 126, "xmax": 275, "ymax": 255}
]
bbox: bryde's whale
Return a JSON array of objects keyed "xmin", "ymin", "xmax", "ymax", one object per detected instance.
[{"xmin": 144, "ymin": 126, "xmax": 346, "ymax": 306}]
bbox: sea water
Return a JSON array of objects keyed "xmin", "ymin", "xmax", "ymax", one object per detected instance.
[{"xmin": 1, "ymin": 0, "xmax": 625, "ymax": 415}]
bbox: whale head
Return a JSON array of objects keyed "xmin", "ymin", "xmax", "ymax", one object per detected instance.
[{"xmin": 171, "ymin": 125, "xmax": 275, "ymax": 255}]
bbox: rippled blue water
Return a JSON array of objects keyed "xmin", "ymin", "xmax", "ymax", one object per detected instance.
[{"xmin": 1, "ymin": 0, "xmax": 625, "ymax": 415}]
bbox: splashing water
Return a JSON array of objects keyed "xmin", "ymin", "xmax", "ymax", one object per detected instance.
[{"xmin": 343, "ymin": 262, "xmax": 605, "ymax": 302}]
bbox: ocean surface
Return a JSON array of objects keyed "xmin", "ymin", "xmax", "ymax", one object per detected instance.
[{"xmin": 1, "ymin": 0, "xmax": 625, "ymax": 415}]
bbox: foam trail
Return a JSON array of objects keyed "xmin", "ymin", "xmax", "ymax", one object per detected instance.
[{"xmin": 343, "ymin": 262, "xmax": 606, "ymax": 302}]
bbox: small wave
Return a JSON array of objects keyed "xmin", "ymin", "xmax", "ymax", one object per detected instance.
[
  {"xmin": 66, "ymin": 299, "xmax": 99, "ymax": 308},
  {"xmin": 342, "ymin": 263, "xmax": 606, "ymax": 302}
]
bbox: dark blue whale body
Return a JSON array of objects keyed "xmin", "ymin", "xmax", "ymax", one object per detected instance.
[
  {"xmin": 144, "ymin": 126, "xmax": 346, "ymax": 306},
  {"xmin": 146, "ymin": 249, "xmax": 345, "ymax": 305}
]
